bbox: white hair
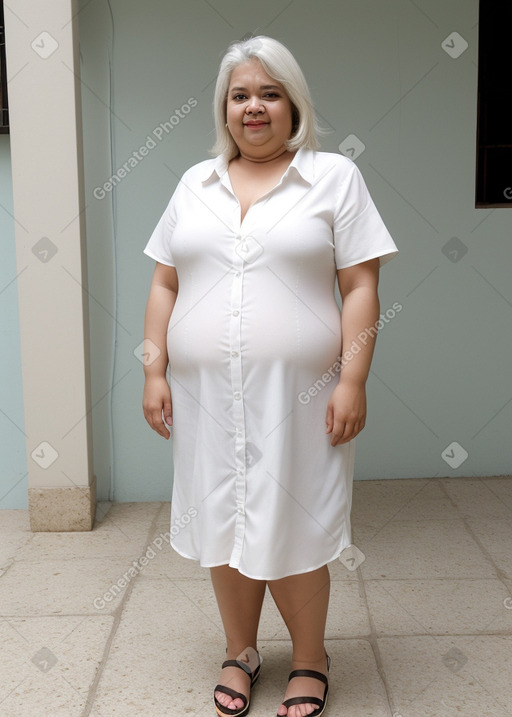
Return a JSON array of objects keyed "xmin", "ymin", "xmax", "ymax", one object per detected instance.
[{"xmin": 211, "ymin": 35, "xmax": 322, "ymax": 159}]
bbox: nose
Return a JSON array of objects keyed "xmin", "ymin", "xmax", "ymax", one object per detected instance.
[{"xmin": 246, "ymin": 96, "xmax": 264, "ymax": 114}]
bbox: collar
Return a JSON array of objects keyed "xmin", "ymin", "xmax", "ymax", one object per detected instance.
[{"xmin": 200, "ymin": 146, "xmax": 315, "ymax": 186}]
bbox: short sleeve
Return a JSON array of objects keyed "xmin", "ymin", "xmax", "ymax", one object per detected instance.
[
  {"xmin": 143, "ymin": 187, "xmax": 179, "ymax": 267},
  {"xmin": 333, "ymin": 163, "xmax": 398, "ymax": 270}
]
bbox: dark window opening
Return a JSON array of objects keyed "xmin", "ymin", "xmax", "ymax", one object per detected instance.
[
  {"xmin": 476, "ymin": 0, "xmax": 512, "ymax": 206},
  {"xmin": 0, "ymin": 0, "xmax": 8, "ymax": 134}
]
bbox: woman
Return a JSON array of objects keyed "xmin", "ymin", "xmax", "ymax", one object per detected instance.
[{"xmin": 142, "ymin": 36, "xmax": 397, "ymax": 717}]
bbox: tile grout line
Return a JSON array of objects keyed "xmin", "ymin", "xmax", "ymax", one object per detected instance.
[
  {"xmin": 0, "ymin": 534, "xmax": 35, "ymax": 578},
  {"xmin": 459, "ymin": 514, "xmax": 512, "ymax": 601},
  {"xmin": 479, "ymin": 476, "xmax": 512, "ymax": 518},
  {"xmin": 350, "ymin": 476, "xmax": 512, "ymax": 717},
  {"xmin": 438, "ymin": 478, "xmax": 510, "ymax": 588},
  {"xmin": 356, "ymin": 481, "xmax": 439, "ymax": 717},
  {"xmin": 358, "ymin": 477, "xmax": 436, "ymax": 545},
  {"xmin": 80, "ymin": 502, "xmax": 168, "ymax": 717},
  {"xmin": 348, "ymin": 478, "xmax": 445, "ymax": 717},
  {"xmin": 355, "ymin": 565, "xmax": 395, "ymax": 717}
]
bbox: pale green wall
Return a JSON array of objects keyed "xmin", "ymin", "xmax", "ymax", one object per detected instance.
[
  {"xmin": 81, "ymin": 0, "xmax": 512, "ymax": 501},
  {"xmin": 2, "ymin": 0, "xmax": 510, "ymax": 507},
  {"xmin": 0, "ymin": 137, "xmax": 27, "ymax": 508},
  {"xmin": 79, "ymin": 0, "xmax": 116, "ymax": 504}
]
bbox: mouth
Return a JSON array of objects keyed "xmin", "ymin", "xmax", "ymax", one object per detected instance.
[{"xmin": 245, "ymin": 121, "xmax": 268, "ymax": 128}]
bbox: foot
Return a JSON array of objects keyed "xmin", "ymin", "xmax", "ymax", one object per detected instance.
[
  {"xmin": 214, "ymin": 661, "xmax": 251, "ymax": 712},
  {"xmin": 277, "ymin": 655, "xmax": 329, "ymax": 717}
]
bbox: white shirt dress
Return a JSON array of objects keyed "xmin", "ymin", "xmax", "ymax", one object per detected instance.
[{"xmin": 144, "ymin": 147, "xmax": 398, "ymax": 580}]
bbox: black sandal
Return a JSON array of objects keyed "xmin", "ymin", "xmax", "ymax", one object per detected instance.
[
  {"xmin": 278, "ymin": 653, "xmax": 331, "ymax": 717},
  {"xmin": 214, "ymin": 647, "xmax": 262, "ymax": 717}
]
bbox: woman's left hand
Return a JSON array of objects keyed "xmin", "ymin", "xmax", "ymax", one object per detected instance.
[{"xmin": 325, "ymin": 381, "xmax": 367, "ymax": 446}]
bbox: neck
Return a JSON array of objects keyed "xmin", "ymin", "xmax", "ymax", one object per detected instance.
[{"xmin": 236, "ymin": 147, "xmax": 291, "ymax": 165}]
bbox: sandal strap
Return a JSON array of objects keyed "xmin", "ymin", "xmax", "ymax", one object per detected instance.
[
  {"xmin": 213, "ymin": 684, "xmax": 248, "ymax": 714},
  {"xmin": 288, "ymin": 668, "xmax": 328, "ymax": 685},
  {"xmin": 221, "ymin": 658, "xmax": 253, "ymax": 676},
  {"xmin": 221, "ymin": 651, "xmax": 262, "ymax": 685},
  {"xmin": 214, "ymin": 649, "xmax": 262, "ymax": 716},
  {"xmin": 282, "ymin": 695, "xmax": 323, "ymax": 709},
  {"xmin": 281, "ymin": 655, "xmax": 330, "ymax": 715}
]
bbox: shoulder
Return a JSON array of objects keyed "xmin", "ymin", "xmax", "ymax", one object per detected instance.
[{"xmin": 307, "ymin": 150, "xmax": 364, "ymax": 197}]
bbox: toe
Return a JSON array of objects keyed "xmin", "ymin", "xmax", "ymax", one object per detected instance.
[
  {"xmin": 214, "ymin": 691, "xmax": 244, "ymax": 710},
  {"xmin": 287, "ymin": 704, "xmax": 317, "ymax": 717}
]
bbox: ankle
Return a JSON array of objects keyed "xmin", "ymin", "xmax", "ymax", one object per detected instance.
[
  {"xmin": 291, "ymin": 651, "xmax": 328, "ymax": 670},
  {"xmin": 225, "ymin": 643, "xmax": 258, "ymax": 659}
]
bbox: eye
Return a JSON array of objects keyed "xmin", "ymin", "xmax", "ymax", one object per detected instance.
[
  {"xmin": 232, "ymin": 94, "xmax": 247, "ymax": 101},
  {"xmin": 263, "ymin": 92, "xmax": 280, "ymax": 98}
]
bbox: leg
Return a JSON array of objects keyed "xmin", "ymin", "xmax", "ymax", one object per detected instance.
[
  {"xmin": 268, "ymin": 565, "xmax": 330, "ymax": 717},
  {"xmin": 211, "ymin": 565, "xmax": 266, "ymax": 712}
]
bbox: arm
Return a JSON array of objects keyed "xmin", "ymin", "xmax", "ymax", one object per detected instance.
[
  {"xmin": 142, "ymin": 262, "xmax": 179, "ymax": 439},
  {"xmin": 325, "ymin": 257, "xmax": 380, "ymax": 446}
]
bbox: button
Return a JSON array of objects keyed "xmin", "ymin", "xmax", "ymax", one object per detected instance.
[
  {"xmin": 231, "ymin": 350, "xmax": 239, "ymax": 357},
  {"xmin": 232, "ymin": 310, "xmax": 240, "ymax": 317},
  {"xmin": 236, "ymin": 504, "xmax": 245, "ymax": 515},
  {"xmin": 234, "ymin": 392, "xmax": 241, "ymax": 400}
]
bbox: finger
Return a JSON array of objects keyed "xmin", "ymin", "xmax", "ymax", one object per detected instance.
[
  {"xmin": 163, "ymin": 403, "xmax": 173, "ymax": 426},
  {"xmin": 325, "ymin": 404, "xmax": 333, "ymax": 434},
  {"xmin": 337, "ymin": 418, "xmax": 365, "ymax": 445},
  {"xmin": 332, "ymin": 417, "xmax": 359, "ymax": 445},
  {"xmin": 330, "ymin": 419, "xmax": 346, "ymax": 446},
  {"xmin": 152, "ymin": 409, "xmax": 170, "ymax": 439},
  {"xmin": 157, "ymin": 414, "xmax": 171, "ymax": 439}
]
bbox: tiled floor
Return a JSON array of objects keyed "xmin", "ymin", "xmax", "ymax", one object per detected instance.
[{"xmin": 1, "ymin": 477, "xmax": 511, "ymax": 717}]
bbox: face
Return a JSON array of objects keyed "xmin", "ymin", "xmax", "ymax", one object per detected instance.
[{"xmin": 226, "ymin": 58, "xmax": 294, "ymax": 160}]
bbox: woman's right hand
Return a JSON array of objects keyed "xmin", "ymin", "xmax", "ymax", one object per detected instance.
[{"xmin": 143, "ymin": 375, "xmax": 173, "ymax": 440}]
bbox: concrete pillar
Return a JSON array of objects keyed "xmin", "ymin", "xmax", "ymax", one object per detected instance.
[{"xmin": 4, "ymin": 0, "xmax": 95, "ymax": 530}]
